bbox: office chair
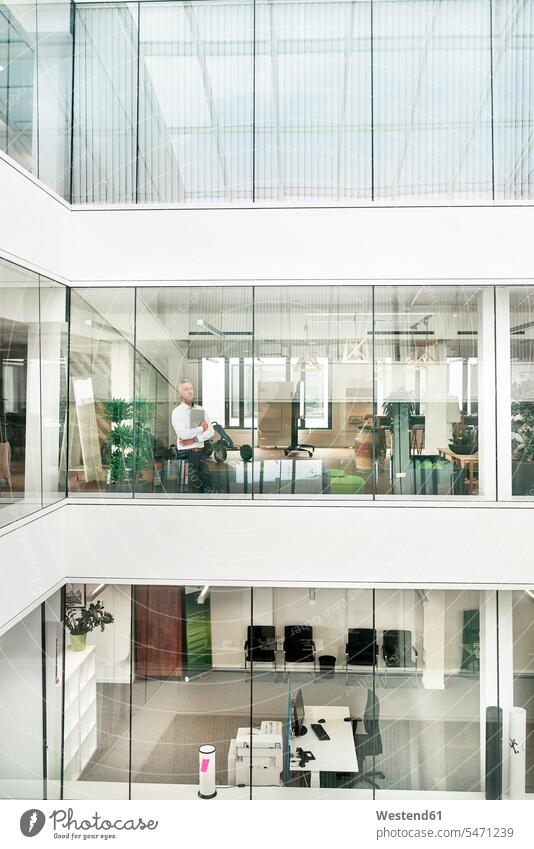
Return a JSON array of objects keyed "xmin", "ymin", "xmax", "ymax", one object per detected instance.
[
  {"xmin": 382, "ymin": 629, "xmax": 418, "ymax": 668},
  {"xmin": 284, "ymin": 388, "xmax": 315, "ymax": 458},
  {"xmin": 244, "ymin": 626, "xmax": 277, "ymax": 670},
  {"xmin": 352, "ymin": 689, "xmax": 385, "ymax": 789},
  {"xmin": 346, "ymin": 628, "xmax": 379, "ymax": 668},
  {"xmin": 283, "ymin": 625, "xmax": 316, "ymax": 671}
]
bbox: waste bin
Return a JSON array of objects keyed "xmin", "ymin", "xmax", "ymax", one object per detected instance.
[{"xmin": 318, "ymin": 655, "xmax": 336, "ymax": 677}]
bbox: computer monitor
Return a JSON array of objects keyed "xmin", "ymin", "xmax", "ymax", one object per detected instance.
[{"xmin": 292, "ymin": 688, "xmax": 307, "ymax": 737}]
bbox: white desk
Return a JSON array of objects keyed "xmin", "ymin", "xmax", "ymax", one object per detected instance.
[{"xmin": 289, "ymin": 705, "xmax": 358, "ymax": 788}]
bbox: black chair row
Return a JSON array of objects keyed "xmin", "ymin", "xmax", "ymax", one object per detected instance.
[
  {"xmin": 244, "ymin": 625, "xmax": 315, "ymax": 669},
  {"xmin": 347, "ymin": 628, "xmax": 418, "ymax": 669},
  {"xmin": 244, "ymin": 626, "xmax": 418, "ymax": 671}
]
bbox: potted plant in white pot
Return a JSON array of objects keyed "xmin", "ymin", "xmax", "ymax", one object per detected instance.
[{"xmin": 65, "ymin": 600, "xmax": 114, "ymax": 651}]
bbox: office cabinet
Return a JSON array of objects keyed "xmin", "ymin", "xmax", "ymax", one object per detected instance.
[{"xmin": 133, "ymin": 585, "xmax": 184, "ymax": 679}]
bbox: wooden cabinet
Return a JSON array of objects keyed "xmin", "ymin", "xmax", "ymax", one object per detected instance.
[{"xmin": 133, "ymin": 586, "xmax": 184, "ymax": 679}]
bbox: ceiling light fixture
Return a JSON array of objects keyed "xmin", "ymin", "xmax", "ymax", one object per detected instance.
[{"xmin": 197, "ymin": 585, "xmax": 210, "ymax": 604}]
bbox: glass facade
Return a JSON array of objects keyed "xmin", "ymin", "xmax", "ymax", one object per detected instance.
[
  {"xmin": 0, "ymin": 1, "xmax": 73, "ymax": 196},
  {"xmin": 66, "ymin": 283, "xmax": 500, "ymax": 502},
  {"xmin": 2, "ymin": 275, "xmax": 534, "ymax": 526},
  {"xmin": 3, "ymin": 582, "xmax": 527, "ymax": 800},
  {"xmin": 0, "ymin": 257, "xmax": 68, "ymax": 529},
  {"xmin": 2, "ymin": 1, "xmax": 534, "ymax": 203}
]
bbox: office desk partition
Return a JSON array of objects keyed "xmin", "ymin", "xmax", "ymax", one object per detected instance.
[{"xmin": 289, "ymin": 705, "xmax": 358, "ymax": 788}]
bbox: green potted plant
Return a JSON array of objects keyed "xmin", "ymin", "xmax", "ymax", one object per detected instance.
[
  {"xmin": 101, "ymin": 397, "xmax": 155, "ymax": 493},
  {"xmin": 449, "ymin": 425, "xmax": 478, "ymax": 455},
  {"xmin": 65, "ymin": 601, "xmax": 114, "ymax": 652},
  {"xmin": 511, "ymin": 382, "xmax": 534, "ymax": 495}
]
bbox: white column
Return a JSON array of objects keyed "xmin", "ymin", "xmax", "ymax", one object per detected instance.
[
  {"xmin": 479, "ymin": 591, "xmax": 498, "ymax": 792},
  {"xmin": 477, "ymin": 287, "xmax": 496, "ymax": 499},
  {"xmin": 422, "ymin": 590, "xmax": 445, "ymax": 690},
  {"xmin": 24, "ymin": 324, "xmax": 42, "ymax": 505},
  {"xmin": 40, "ymin": 322, "xmax": 63, "ymax": 502},
  {"xmin": 495, "ymin": 287, "xmax": 512, "ymax": 499},
  {"xmin": 497, "ymin": 592, "xmax": 515, "ymax": 798}
]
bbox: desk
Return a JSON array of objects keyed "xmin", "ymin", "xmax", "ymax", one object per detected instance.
[
  {"xmin": 437, "ymin": 448, "xmax": 478, "ymax": 495},
  {"xmin": 290, "ymin": 705, "xmax": 358, "ymax": 788}
]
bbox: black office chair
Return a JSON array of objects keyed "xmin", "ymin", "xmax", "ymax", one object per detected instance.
[
  {"xmin": 346, "ymin": 628, "xmax": 379, "ymax": 668},
  {"xmin": 382, "ymin": 629, "xmax": 418, "ymax": 668},
  {"xmin": 283, "ymin": 625, "xmax": 316, "ymax": 670},
  {"xmin": 352, "ymin": 689, "xmax": 385, "ymax": 789},
  {"xmin": 244, "ymin": 626, "xmax": 277, "ymax": 670}
]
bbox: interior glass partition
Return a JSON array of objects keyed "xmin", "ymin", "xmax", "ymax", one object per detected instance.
[
  {"xmin": 254, "ymin": 0, "xmax": 372, "ymax": 201},
  {"xmin": 0, "ymin": 581, "xmax": 523, "ymax": 800},
  {"xmin": 43, "ymin": 588, "xmax": 65, "ymax": 800},
  {"xmin": 511, "ymin": 590, "xmax": 534, "ymax": 794},
  {"xmin": 0, "ymin": 258, "xmax": 41, "ymax": 527},
  {"xmin": 0, "ymin": 1, "xmax": 72, "ymax": 193},
  {"xmin": 374, "ymin": 285, "xmax": 490, "ymax": 498},
  {"xmin": 0, "ymin": 605, "xmax": 44, "ymax": 798},
  {"xmin": 63, "ymin": 583, "xmax": 132, "ymax": 800},
  {"xmin": 135, "ymin": 286, "xmax": 253, "ymax": 498},
  {"xmin": 253, "ymin": 285, "xmax": 373, "ymax": 498},
  {"xmin": 68, "ymin": 288, "xmax": 135, "ymax": 497},
  {"xmin": 131, "ymin": 584, "xmax": 253, "ymax": 799},
  {"xmin": 0, "ymin": 1, "xmax": 35, "ymax": 173},
  {"xmin": 374, "ymin": 589, "xmax": 486, "ymax": 796},
  {"xmin": 493, "ymin": 0, "xmax": 534, "ymax": 200},
  {"xmin": 509, "ymin": 287, "xmax": 534, "ymax": 497},
  {"xmin": 373, "ymin": 0, "xmax": 493, "ymax": 201},
  {"xmin": 40, "ymin": 277, "xmax": 68, "ymax": 507}
]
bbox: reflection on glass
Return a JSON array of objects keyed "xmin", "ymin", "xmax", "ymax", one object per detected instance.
[
  {"xmin": 36, "ymin": 2, "xmax": 73, "ymax": 197},
  {"xmin": 509, "ymin": 288, "xmax": 534, "ymax": 497},
  {"xmin": 72, "ymin": 3, "xmax": 139, "ymax": 203},
  {"xmin": 253, "ymin": 286, "xmax": 373, "ymax": 498},
  {"xmin": 374, "ymin": 286, "xmax": 487, "ymax": 497},
  {"xmin": 270, "ymin": 587, "xmax": 374, "ymax": 796},
  {"xmin": 131, "ymin": 585, "xmax": 253, "ymax": 798},
  {"xmin": 68, "ymin": 288, "xmax": 135, "ymax": 497},
  {"xmin": 0, "ymin": 583, "xmax": 524, "ymax": 799},
  {"xmin": 137, "ymin": 0, "xmax": 254, "ymax": 203},
  {"xmin": 63, "ymin": 584, "xmax": 131, "ymax": 799},
  {"xmin": 255, "ymin": 0, "xmax": 372, "ymax": 201},
  {"xmin": 40, "ymin": 277, "xmax": 68, "ymax": 507},
  {"xmin": 511, "ymin": 590, "xmax": 534, "ymax": 794},
  {"xmin": 0, "ymin": 2, "xmax": 34, "ymax": 172},
  {"xmin": 0, "ymin": 258, "xmax": 41, "ymax": 527},
  {"xmin": 43, "ymin": 589, "xmax": 64, "ymax": 799},
  {"xmin": 374, "ymin": 0, "xmax": 493, "ymax": 201},
  {"xmin": 136, "ymin": 287, "xmax": 253, "ymax": 498},
  {"xmin": 493, "ymin": 0, "xmax": 534, "ymax": 200},
  {"xmin": 374, "ymin": 589, "xmax": 483, "ymax": 794},
  {"xmin": 0, "ymin": 606, "xmax": 44, "ymax": 798}
]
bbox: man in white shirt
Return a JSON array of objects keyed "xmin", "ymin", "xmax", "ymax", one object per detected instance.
[{"xmin": 171, "ymin": 379, "xmax": 215, "ymax": 493}]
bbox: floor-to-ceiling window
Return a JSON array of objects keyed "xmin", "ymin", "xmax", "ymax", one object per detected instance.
[{"xmin": 0, "ymin": 257, "xmax": 67, "ymax": 529}]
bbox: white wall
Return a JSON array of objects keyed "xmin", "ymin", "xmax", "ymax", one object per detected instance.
[
  {"xmin": 66, "ymin": 205, "xmax": 534, "ymax": 285},
  {"xmin": 0, "ymin": 505, "xmax": 66, "ymax": 636},
  {"xmin": 0, "ymin": 155, "xmax": 69, "ymax": 282},
  {"xmin": 4, "ymin": 156, "xmax": 534, "ymax": 286},
  {"xmin": 63, "ymin": 502, "xmax": 534, "ymax": 590}
]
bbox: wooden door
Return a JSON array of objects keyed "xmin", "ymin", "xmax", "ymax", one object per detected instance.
[{"xmin": 133, "ymin": 586, "xmax": 184, "ymax": 678}]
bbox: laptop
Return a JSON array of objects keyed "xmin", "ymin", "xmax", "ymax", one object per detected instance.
[{"xmin": 190, "ymin": 407, "xmax": 205, "ymax": 428}]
